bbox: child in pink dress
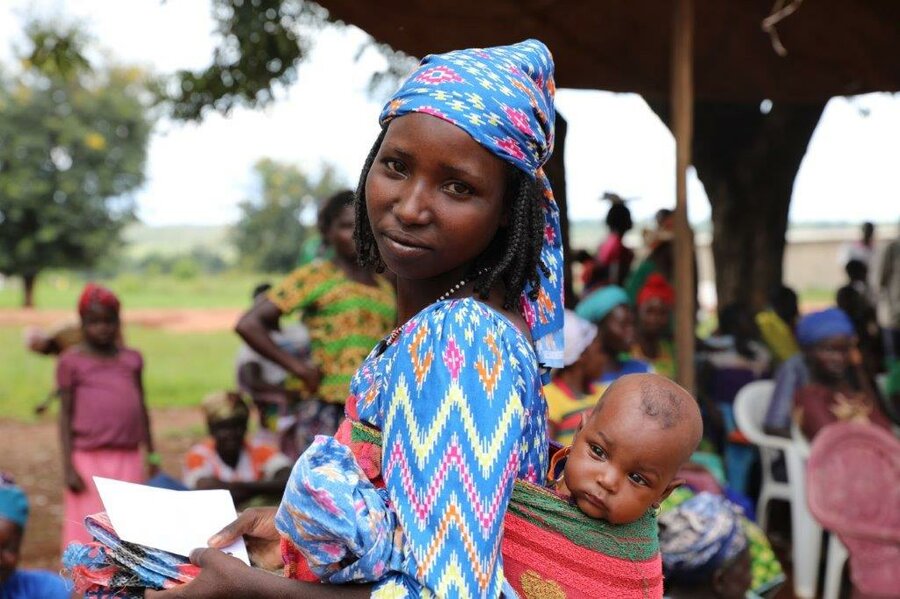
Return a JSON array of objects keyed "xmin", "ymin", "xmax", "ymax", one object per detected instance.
[{"xmin": 58, "ymin": 284, "xmax": 157, "ymax": 550}]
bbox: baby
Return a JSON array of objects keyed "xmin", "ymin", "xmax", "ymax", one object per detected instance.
[{"xmin": 553, "ymin": 373, "xmax": 704, "ymax": 524}]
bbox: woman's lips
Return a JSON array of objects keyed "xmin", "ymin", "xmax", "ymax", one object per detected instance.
[{"xmin": 380, "ymin": 230, "xmax": 431, "ymax": 258}]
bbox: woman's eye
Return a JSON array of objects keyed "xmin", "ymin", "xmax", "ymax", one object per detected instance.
[
  {"xmin": 383, "ymin": 159, "xmax": 406, "ymax": 175},
  {"xmin": 589, "ymin": 445, "xmax": 606, "ymax": 460},
  {"xmin": 628, "ymin": 473, "xmax": 648, "ymax": 486},
  {"xmin": 444, "ymin": 181, "xmax": 472, "ymax": 195}
]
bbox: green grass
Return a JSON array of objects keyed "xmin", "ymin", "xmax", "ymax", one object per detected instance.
[
  {"xmin": 0, "ymin": 271, "xmax": 276, "ymax": 309},
  {"xmin": 0, "ymin": 326, "xmax": 240, "ymax": 421}
]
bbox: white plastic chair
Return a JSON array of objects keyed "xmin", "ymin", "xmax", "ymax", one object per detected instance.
[{"xmin": 732, "ymin": 380, "xmax": 789, "ymax": 532}]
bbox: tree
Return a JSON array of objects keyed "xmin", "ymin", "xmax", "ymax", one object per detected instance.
[
  {"xmin": 651, "ymin": 101, "xmax": 826, "ymax": 310},
  {"xmin": 0, "ymin": 23, "xmax": 155, "ymax": 306},
  {"xmin": 232, "ymin": 158, "xmax": 343, "ymax": 272}
]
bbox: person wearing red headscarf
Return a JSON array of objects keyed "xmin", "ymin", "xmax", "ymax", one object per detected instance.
[
  {"xmin": 58, "ymin": 283, "xmax": 156, "ymax": 551},
  {"xmin": 633, "ymin": 274, "xmax": 677, "ymax": 379}
]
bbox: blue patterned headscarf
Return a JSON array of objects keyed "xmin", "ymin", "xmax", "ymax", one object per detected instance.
[
  {"xmin": 380, "ymin": 39, "xmax": 564, "ymax": 369},
  {"xmin": 0, "ymin": 473, "xmax": 29, "ymax": 528}
]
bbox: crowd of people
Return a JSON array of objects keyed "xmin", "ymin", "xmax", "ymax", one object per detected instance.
[{"xmin": 5, "ymin": 37, "xmax": 900, "ymax": 599}]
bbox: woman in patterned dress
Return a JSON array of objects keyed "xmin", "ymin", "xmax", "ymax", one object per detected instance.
[{"xmin": 151, "ymin": 39, "xmax": 562, "ymax": 599}]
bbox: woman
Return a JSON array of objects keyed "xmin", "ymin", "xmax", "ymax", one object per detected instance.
[
  {"xmin": 151, "ymin": 39, "xmax": 562, "ymax": 598},
  {"xmin": 576, "ymin": 285, "xmax": 651, "ymax": 384},
  {"xmin": 235, "ymin": 190, "xmax": 396, "ymax": 452},
  {"xmin": 632, "ymin": 273, "xmax": 676, "ymax": 379}
]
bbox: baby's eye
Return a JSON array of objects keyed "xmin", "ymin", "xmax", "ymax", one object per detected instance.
[
  {"xmin": 628, "ymin": 473, "xmax": 648, "ymax": 486},
  {"xmin": 589, "ymin": 444, "xmax": 607, "ymax": 460},
  {"xmin": 444, "ymin": 181, "xmax": 473, "ymax": 196}
]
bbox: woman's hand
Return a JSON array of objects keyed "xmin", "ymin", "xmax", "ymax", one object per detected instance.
[
  {"xmin": 209, "ymin": 507, "xmax": 283, "ymax": 571},
  {"xmin": 144, "ymin": 548, "xmax": 250, "ymax": 598}
]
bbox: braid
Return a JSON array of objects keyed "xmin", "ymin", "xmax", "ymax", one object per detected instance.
[
  {"xmin": 353, "ymin": 127, "xmax": 387, "ymax": 271},
  {"xmin": 472, "ymin": 171, "xmax": 547, "ymax": 309}
]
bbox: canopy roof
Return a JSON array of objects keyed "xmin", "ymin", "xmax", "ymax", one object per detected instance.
[{"xmin": 318, "ymin": 0, "xmax": 900, "ymax": 102}]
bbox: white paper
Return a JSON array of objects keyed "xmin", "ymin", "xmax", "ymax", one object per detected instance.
[{"xmin": 94, "ymin": 476, "xmax": 250, "ymax": 565}]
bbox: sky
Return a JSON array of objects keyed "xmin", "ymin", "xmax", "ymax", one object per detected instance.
[{"xmin": 2, "ymin": 0, "xmax": 899, "ymax": 227}]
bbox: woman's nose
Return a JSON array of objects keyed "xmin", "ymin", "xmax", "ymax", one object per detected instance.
[{"xmin": 393, "ymin": 180, "xmax": 432, "ymax": 226}]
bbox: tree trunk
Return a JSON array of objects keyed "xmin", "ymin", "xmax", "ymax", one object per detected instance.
[
  {"xmin": 544, "ymin": 112, "xmax": 576, "ymax": 308},
  {"xmin": 23, "ymin": 273, "xmax": 37, "ymax": 308},
  {"xmin": 651, "ymin": 101, "xmax": 825, "ymax": 311}
]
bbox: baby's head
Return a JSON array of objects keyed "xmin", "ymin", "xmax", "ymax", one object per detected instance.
[{"xmin": 559, "ymin": 373, "xmax": 702, "ymax": 524}]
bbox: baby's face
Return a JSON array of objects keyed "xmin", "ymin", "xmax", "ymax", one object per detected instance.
[{"xmin": 562, "ymin": 398, "xmax": 686, "ymax": 524}]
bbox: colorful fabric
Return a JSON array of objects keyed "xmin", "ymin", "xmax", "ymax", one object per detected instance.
[
  {"xmin": 575, "ymin": 285, "xmax": 629, "ymax": 324},
  {"xmin": 755, "ymin": 309, "xmax": 799, "ymax": 364},
  {"xmin": 0, "ymin": 569, "xmax": 72, "ymax": 599},
  {"xmin": 0, "ymin": 473, "xmax": 28, "ymax": 527},
  {"xmin": 794, "ymin": 383, "xmax": 892, "ymax": 441},
  {"xmin": 267, "ymin": 259, "xmax": 395, "ymax": 404},
  {"xmin": 661, "ymin": 487, "xmax": 784, "ymax": 597},
  {"xmin": 57, "ymin": 347, "xmax": 146, "ymax": 451},
  {"xmin": 636, "ymin": 274, "xmax": 674, "ymax": 308},
  {"xmin": 658, "ymin": 492, "xmax": 747, "ymax": 584},
  {"xmin": 278, "ymin": 298, "xmax": 548, "ymax": 597},
  {"xmin": 503, "ymin": 480, "xmax": 662, "ymax": 599},
  {"xmin": 625, "ymin": 259, "xmax": 660, "ymax": 305},
  {"xmin": 631, "ymin": 340, "xmax": 675, "ymax": 381},
  {"xmin": 78, "ymin": 283, "xmax": 120, "ymax": 316},
  {"xmin": 63, "ymin": 511, "xmax": 199, "ymax": 598},
  {"xmin": 275, "ymin": 435, "xmax": 408, "ymax": 585},
  {"xmin": 380, "ymin": 39, "xmax": 564, "ymax": 369},
  {"xmin": 561, "ymin": 309, "xmax": 597, "ymax": 367},
  {"xmin": 544, "ymin": 379, "xmax": 606, "ymax": 445},
  {"xmin": 598, "ymin": 358, "xmax": 652, "ymax": 384},
  {"xmin": 182, "ymin": 438, "xmax": 291, "ymax": 489},
  {"xmin": 62, "ymin": 448, "xmax": 144, "ymax": 552},
  {"xmin": 795, "ymin": 308, "xmax": 854, "ymax": 348},
  {"xmin": 200, "ymin": 390, "xmax": 250, "ymax": 425}
]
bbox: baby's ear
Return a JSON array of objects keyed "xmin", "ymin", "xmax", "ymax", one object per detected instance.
[
  {"xmin": 658, "ymin": 477, "xmax": 685, "ymax": 504},
  {"xmin": 572, "ymin": 411, "xmax": 589, "ymax": 440}
]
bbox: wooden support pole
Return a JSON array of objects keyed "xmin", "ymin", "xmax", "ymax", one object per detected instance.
[{"xmin": 672, "ymin": 0, "xmax": 696, "ymax": 392}]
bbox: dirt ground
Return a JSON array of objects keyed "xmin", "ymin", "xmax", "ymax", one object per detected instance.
[
  {"xmin": 0, "ymin": 407, "xmax": 206, "ymax": 570},
  {"xmin": 0, "ymin": 307, "xmax": 242, "ymax": 333}
]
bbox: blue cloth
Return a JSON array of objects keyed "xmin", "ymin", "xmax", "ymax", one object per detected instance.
[
  {"xmin": 598, "ymin": 358, "xmax": 652, "ymax": 383},
  {"xmin": 575, "ymin": 285, "xmax": 630, "ymax": 324},
  {"xmin": 0, "ymin": 475, "xmax": 28, "ymax": 528},
  {"xmin": 380, "ymin": 39, "xmax": 564, "ymax": 369},
  {"xmin": 352, "ymin": 298, "xmax": 548, "ymax": 597},
  {"xmin": 764, "ymin": 354, "xmax": 810, "ymax": 433},
  {"xmin": 795, "ymin": 308, "xmax": 854, "ymax": 348},
  {"xmin": 276, "ymin": 435, "xmax": 409, "ymax": 585},
  {"xmin": 1, "ymin": 569, "xmax": 72, "ymax": 599}
]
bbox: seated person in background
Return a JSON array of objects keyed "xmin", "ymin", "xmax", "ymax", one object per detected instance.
[
  {"xmin": 0, "ymin": 474, "xmax": 72, "ymax": 598},
  {"xmin": 576, "ymin": 285, "xmax": 652, "ymax": 384},
  {"xmin": 545, "ymin": 310, "xmax": 607, "ymax": 445},
  {"xmin": 632, "ymin": 273, "xmax": 677, "ymax": 379},
  {"xmin": 755, "ymin": 285, "xmax": 800, "ymax": 368},
  {"xmin": 836, "ymin": 259, "xmax": 884, "ymax": 377},
  {"xmin": 183, "ymin": 392, "xmax": 292, "ymax": 506},
  {"xmin": 763, "ymin": 351, "xmax": 811, "ymax": 438},
  {"xmin": 236, "ymin": 283, "xmax": 311, "ymax": 459},
  {"xmin": 658, "ymin": 492, "xmax": 752, "ymax": 599},
  {"xmin": 793, "ymin": 308, "xmax": 892, "ymax": 440}
]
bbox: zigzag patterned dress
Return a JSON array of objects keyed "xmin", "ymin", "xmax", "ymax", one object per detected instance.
[{"xmin": 277, "ymin": 297, "xmax": 548, "ymax": 598}]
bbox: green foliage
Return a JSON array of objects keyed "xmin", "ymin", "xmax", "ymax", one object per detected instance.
[
  {"xmin": 0, "ymin": 325, "xmax": 240, "ymax": 421},
  {"xmin": 232, "ymin": 158, "xmax": 344, "ymax": 273},
  {"xmin": 163, "ymin": 0, "xmax": 415, "ymax": 120},
  {"xmin": 0, "ymin": 271, "xmax": 269, "ymax": 309},
  {"xmin": 0, "ymin": 22, "xmax": 155, "ymax": 304}
]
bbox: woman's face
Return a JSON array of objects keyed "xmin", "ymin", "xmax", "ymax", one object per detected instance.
[
  {"xmin": 326, "ymin": 204, "xmax": 357, "ymax": 262},
  {"xmin": 364, "ymin": 113, "xmax": 509, "ymax": 283},
  {"xmin": 637, "ymin": 298, "xmax": 670, "ymax": 338},
  {"xmin": 808, "ymin": 335, "xmax": 853, "ymax": 382},
  {"xmin": 0, "ymin": 519, "xmax": 21, "ymax": 585},
  {"xmin": 600, "ymin": 305, "xmax": 636, "ymax": 353}
]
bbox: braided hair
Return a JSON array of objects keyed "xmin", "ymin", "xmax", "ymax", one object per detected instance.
[{"xmin": 353, "ymin": 126, "xmax": 548, "ymax": 310}]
